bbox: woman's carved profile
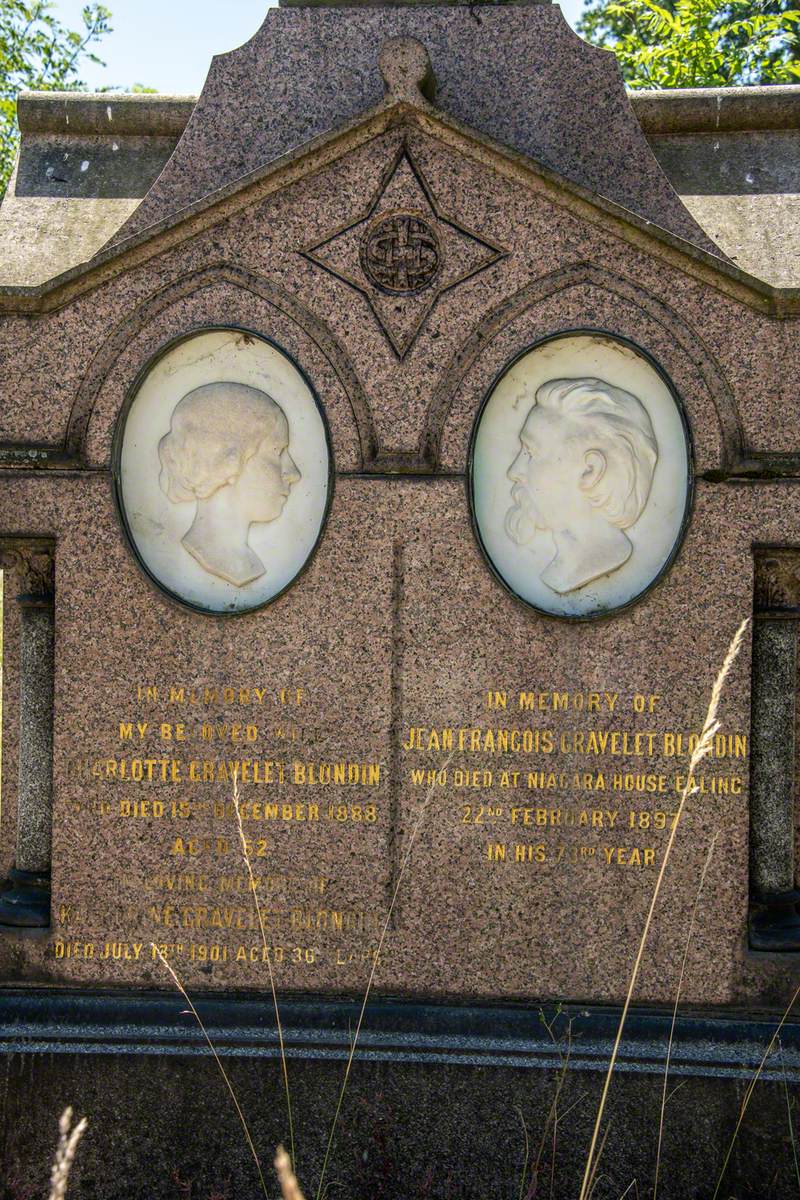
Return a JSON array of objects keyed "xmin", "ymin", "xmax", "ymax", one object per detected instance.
[
  {"xmin": 505, "ymin": 377, "xmax": 658, "ymax": 594},
  {"xmin": 158, "ymin": 381, "xmax": 301, "ymax": 587}
]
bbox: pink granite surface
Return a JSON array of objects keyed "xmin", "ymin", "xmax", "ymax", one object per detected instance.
[
  {"xmin": 0, "ymin": 466, "xmax": 792, "ymax": 1006},
  {"xmin": 0, "ymin": 129, "xmax": 791, "ymax": 461},
  {"xmin": 109, "ymin": 6, "xmax": 720, "ymax": 255},
  {"xmin": 0, "ymin": 87, "xmax": 797, "ymax": 1007}
]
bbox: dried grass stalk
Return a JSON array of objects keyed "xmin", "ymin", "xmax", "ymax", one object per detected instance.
[
  {"xmin": 152, "ymin": 944, "xmax": 269, "ymax": 1199},
  {"xmin": 49, "ymin": 1107, "xmax": 88, "ymax": 1200},
  {"xmin": 231, "ymin": 766, "xmax": 295, "ymax": 1169},
  {"xmin": 275, "ymin": 1145, "xmax": 307, "ymax": 1200},
  {"xmin": 315, "ymin": 754, "xmax": 453, "ymax": 1200},
  {"xmin": 653, "ymin": 832, "xmax": 719, "ymax": 1200},
  {"xmin": 578, "ymin": 618, "xmax": 749, "ymax": 1200},
  {"xmin": 711, "ymin": 982, "xmax": 800, "ymax": 1200},
  {"xmin": 783, "ymin": 1063, "xmax": 800, "ymax": 1192}
]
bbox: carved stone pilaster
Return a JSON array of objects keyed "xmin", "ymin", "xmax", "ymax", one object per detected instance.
[
  {"xmin": 750, "ymin": 547, "xmax": 800, "ymax": 950},
  {"xmin": 754, "ymin": 549, "xmax": 800, "ymax": 617},
  {"xmin": 0, "ymin": 538, "xmax": 55, "ymax": 929},
  {"xmin": 0, "ymin": 538, "xmax": 55, "ymax": 606}
]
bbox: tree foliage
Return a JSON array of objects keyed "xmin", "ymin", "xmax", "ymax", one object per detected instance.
[
  {"xmin": 0, "ymin": 1, "xmax": 112, "ymax": 196},
  {"xmin": 578, "ymin": 0, "xmax": 800, "ymax": 87}
]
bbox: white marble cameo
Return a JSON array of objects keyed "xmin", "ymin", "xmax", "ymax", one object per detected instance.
[
  {"xmin": 116, "ymin": 330, "xmax": 330, "ymax": 614},
  {"xmin": 469, "ymin": 334, "xmax": 691, "ymax": 618}
]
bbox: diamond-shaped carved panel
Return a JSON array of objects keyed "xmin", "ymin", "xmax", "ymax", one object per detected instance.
[{"xmin": 302, "ymin": 144, "xmax": 507, "ymax": 358}]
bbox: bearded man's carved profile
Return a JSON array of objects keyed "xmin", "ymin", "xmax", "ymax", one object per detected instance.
[
  {"xmin": 158, "ymin": 382, "xmax": 301, "ymax": 587},
  {"xmin": 505, "ymin": 377, "xmax": 658, "ymax": 595}
]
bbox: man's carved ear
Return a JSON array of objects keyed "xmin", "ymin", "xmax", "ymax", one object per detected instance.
[{"xmin": 580, "ymin": 449, "xmax": 606, "ymax": 491}]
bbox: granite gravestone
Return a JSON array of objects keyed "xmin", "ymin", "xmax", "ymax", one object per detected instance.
[{"xmin": 0, "ymin": 3, "xmax": 799, "ymax": 1196}]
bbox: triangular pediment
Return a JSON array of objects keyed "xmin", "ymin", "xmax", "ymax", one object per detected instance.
[{"xmin": 0, "ymin": 80, "xmax": 796, "ymax": 318}]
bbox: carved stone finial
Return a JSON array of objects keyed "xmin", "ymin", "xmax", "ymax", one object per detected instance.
[
  {"xmin": 378, "ymin": 37, "xmax": 436, "ymax": 106},
  {"xmin": 754, "ymin": 548, "xmax": 800, "ymax": 615},
  {"xmin": 0, "ymin": 539, "xmax": 55, "ymax": 604}
]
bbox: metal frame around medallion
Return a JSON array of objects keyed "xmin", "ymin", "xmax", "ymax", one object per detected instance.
[
  {"xmin": 111, "ymin": 324, "xmax": 335, "ymax": 618},
  {"xmin": 466, "ymin": 328, "xmax": 696, "ymax": 623}
]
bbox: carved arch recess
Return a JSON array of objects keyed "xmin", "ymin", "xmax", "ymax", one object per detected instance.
[
  {"xmin": 427, "ymin": 263, "xmax": 742, "ymax": 476},
  {"xmin": 70, "ymin": 264, "xmax": 375, "ymax": 469}
]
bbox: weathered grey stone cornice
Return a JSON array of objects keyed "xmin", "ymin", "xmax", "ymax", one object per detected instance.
[
  {"xmin": 16, "ymin": 84, "xmax": 800, "ymax": 140},
  {"xmin": 16, "ymin": 91, "xmax": 196, "ymax": 137},
  {"xmin": 632, "ymin": 85, "xmax": 800, "ymax": 135}
]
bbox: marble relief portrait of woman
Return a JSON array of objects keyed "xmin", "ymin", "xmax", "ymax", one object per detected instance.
[
  {"xmin": 116, "ymin": 330, "xmax": 330, "ymax": 614},
  {"xmin": 470, "ymin": 334, "xmax": 691, "ymax": 619},
  {"xmin": 158, "ymin": 382, "xmax": 302, "ymax": 588}
]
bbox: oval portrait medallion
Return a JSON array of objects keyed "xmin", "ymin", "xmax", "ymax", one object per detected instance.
[
  {"xmin": 115, "ymin": 329, "xmax": 331, "ymax": 615},
  {"xmin": 469, "ymin": 333, "xmax": 692, "ymax": 619}
]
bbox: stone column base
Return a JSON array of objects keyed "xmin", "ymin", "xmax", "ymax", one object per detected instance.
[
  {"xmin": 750, "ymin": 888, "xmax": 800, "ymax": 951},
  {"xmin": 0, "ymin": 867, "xmax": 51, "ymax": 928}
]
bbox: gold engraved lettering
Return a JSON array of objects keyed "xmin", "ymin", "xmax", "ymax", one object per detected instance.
[
  {"xmin": 527, "ymin": 772, "xmax": 569, "ymax": 790},
  {"xmin": 160, "ymin": 724, "xmax": 186, "ymax": 741},
  {"xmin": 673, "ymin": 774, "xmax": 742, "ymax": 794},
  {"xmin": 170, "ymin": 837, "xmax": 230, "ymax": 857},
  {"xmin": 601, "ymin": 847, "xmax": 657, "ymax": 866},
  {"xmin": 663, "ymin": 733, "xmax": 747, "ymax": 758},
  {"xmin": 53, "ymin": 941, "xmax": 96, "ymax": 959},
  {"xmin": 403, "ymin": 728, "xmax": 555, "ymax": 754},
  {"xmin": 517, "ymin": 692, "xmax": 619, "ymax": 713},
  {"xmin": 235, "ymin": 944, "xmax": 285, "ymax": 963},
  {"xmin": 611, "ymin": 773, "xmax": 667, "ymax": 793},
  {"xmin": 97, "ymin": 942, "xmax": 144, "ymax": 960},
  {"xmin": 292, "ymin": 761, "xmax": 381, "ymax": 786},
  {"xmin": 410, "ymin": 768, "xmax": 449, "ymax": 786},
  {"xmin": 151, "ymin": 873, "xmax": 209, "ymax": 893},
  {"xmin": 289, "ymin": 910, "xmax": 381, "ymax": 933},
  {"xmin": 514, "ymin": 843, "xmax": 546, "ymax": 862}
]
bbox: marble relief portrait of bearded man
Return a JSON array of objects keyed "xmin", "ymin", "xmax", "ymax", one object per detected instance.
[
  {"xmin": 504, "ymin": 378, "xmax": 659, "ymax": 595},
  {"xmin": 469, "ymin": 334, "xmax": 690, "ymax": 619}
]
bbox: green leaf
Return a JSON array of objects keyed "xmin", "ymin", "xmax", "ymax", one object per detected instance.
[
  {"xmin": 578, "ymin": 0, "xmax": 800, "ymax": 86},
  {"xmin": 0, "ymin": 0, "xmax": 120, "ymax": 196}
]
